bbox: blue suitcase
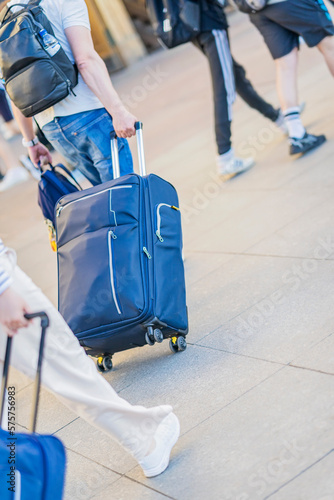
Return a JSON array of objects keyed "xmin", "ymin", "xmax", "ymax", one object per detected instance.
[
  {"xmin": 0, "ymin": 312, "xmax": 66, "ymax": 500},
  {"xmin": 55, "ymin": 122, "xmax": 188, "ymax": 371}
]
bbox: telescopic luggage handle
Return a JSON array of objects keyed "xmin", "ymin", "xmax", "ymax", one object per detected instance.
[
  {"xmin": 110, "ymin": 121, "xmax": 147, "ymax": 179},
  {"xmin": 0, "ymin": 311, "xmax": 49, "ymax": 433}
]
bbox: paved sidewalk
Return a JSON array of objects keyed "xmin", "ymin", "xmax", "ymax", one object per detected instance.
[{"xmin": 1, "ymin": 10, "xmax": 334, "ymax": 500}]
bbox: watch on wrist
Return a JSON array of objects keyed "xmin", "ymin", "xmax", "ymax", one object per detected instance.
[{"xmin": 22, "ymin": 136, "xmax": 39, "ymax": 148}]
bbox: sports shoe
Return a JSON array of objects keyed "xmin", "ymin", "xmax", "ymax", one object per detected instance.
[
  {"xmin": 289, "ymin": 132, "xmax": 326, "ymax": 156},
  {"xmin": 138, "ymin": 412, "xmax": 180, "ymax": 478},
  {"xmin": 19, "ymin": 155, "xmax": 41, "ymax": 180},
  {"xmin": 217, "ymin": 155, "xmax": 255, "ymax": 179},
  {"xmin": 0, "ymin": 166, "xmax": 29, "ymax": 192}
]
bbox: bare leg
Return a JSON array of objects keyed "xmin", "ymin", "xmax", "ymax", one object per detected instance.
[
  {"xmin": 275, "ymin": 47, "xmax": 299, "ymax": 112},
  {"xmin": 317, "ymin": 35, "xmax": 334, "ymax": 76}
]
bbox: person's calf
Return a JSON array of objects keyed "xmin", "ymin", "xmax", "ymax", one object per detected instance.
[
  {"xmin": 275, "ymin": 48, "xmax": 299, "ymax": 111},
  {"xmin": 317, "ymin": 35, "xmax": 334, "ymax": 76}
]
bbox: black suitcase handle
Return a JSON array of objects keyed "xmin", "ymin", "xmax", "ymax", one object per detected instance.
[{"xmin": 0, "ymin": 311, "xmax": 49, "ymax": 433}]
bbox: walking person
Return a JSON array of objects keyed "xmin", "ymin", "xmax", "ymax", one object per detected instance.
[
  {"xmin": 248, "ymin": 0, "xmax": 334, "ymax": 155},
  {"xmin": 3, "ymin": 0, "xmax": 137, "ymax": 185},
  {"xmin": 0, "ymin": 133, "xmax": 30, "ymax": 192},
  {"xmin": 191, "ymin": 0, "xmax": 291, "ymax": 177},
  {"xmin": 0, "ymin": 237, "xmax": 180, "ymax": 478},
  {"xmin": 0, "ymin": 82, "xmax": 20, "ymax": 139},
  {"xmin": 0, "ymin": 82, "xmax": 31, "ymax": 191}
]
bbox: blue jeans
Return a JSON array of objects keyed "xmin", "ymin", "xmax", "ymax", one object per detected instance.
[{"xmin": 42, "ymin": 109, "xmax": 134, "ymax": 185}]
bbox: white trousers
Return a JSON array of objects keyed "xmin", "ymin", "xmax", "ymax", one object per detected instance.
[{"xmin": 0, "ymin": 249, "xmax": 171, "ymax": 461}]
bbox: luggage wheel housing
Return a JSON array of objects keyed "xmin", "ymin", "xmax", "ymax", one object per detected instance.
[{"xmin": 145, "ymin": 326, "xmax": 187, "ymax": 353}]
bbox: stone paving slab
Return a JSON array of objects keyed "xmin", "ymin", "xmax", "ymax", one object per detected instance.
[
  {"xmin": 289, "ymin": 333, "xmax": 334, "ymax": 376},
  {"xmin": 55, "ymin": 418, "xmax": 138, "ymax": 476},
  {"xmin": 198, "ymin": 259, "xmax": 334, "ymax": 364},
  {"xmin": 116, "ymin": 347, "xmax": 281, "ymax": 434},
  {"xmin": 245, "ymin": 195, "xmax": 334, "ymax": 260},
  {"xmin": 15, "ymin": 384, "xmax": 78, "ymax": 435},
  {"xmin": 185, "ymin": 188, "xmax": 332, "ymax": 255},
  {"xmin": 270, "ymin": 450, "xmax": 334, "ymax": 500},
  {"xmin": 64, "ymin": 449, "xmax": 120, "ymax": 500},
  {"xmin": 55, "ymin": 345, "xmax": 280, "ymax": 476},
  {"xmin": 91, "ymin": 477, "xmax": 172, "ymax": 500},
  {"xmin": 186, "ymin": 254, "xmax": 311, "ymax": 344},
  {"xmin": 5, "ymin": 366, "xmax": 33, "ymax": 394},
  {"xmin": 184, "ymin": 251, "xmax": 233, "ymax": 287},
  {"xmin": 127, "ymin": 366, "xmax": 334, "ymax": 500}
]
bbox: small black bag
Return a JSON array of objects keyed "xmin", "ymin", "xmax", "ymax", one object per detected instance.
[
  {"xmin": 146, "ymin": 0, "xmax": 201, "ymax": 49},
  {"xmin": 233, "ymin": 0, "xmax": 269, "ymax": 14},
  {"xmin": 0, "ymin": 0, "xmax": 78, "ymax": 117}
]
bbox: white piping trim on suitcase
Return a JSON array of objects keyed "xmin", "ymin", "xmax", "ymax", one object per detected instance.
[
  {"xmin": 109, "ymin": 190, "xmax": 117, "ymax": 226},
  {"xmin": 156, "ymin": 203, "xmax": 171, "ymax": 241},
  {"xmin": 156, "ymin": 204, "xmax": 179, "ymax": 241},
  {"xmin": 108, "ymin": 231, "xmax": 122, "ymax": 315},
  {"xmin": 56, "ymin": 185, "xmax": 133, "ymax": 217},
  {"xmin": 109, "ymin": 185, "xmax": 133, "ymax": 226}
]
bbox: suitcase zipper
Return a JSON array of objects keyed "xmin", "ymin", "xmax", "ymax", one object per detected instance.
[
  {"xmin": 56, "ymin": 185, "xmax": 133, "ymax": 217},
  {"xmin": 143, "ymin": 246, "xmax": 152, "ymax": 259},
  {"xmin": 108, "ymin": 230, "xmax": 121, "ymax": 315},
  {"xmin": 155, "ymin": 203, "xmax": 179, "ymax": 242}
]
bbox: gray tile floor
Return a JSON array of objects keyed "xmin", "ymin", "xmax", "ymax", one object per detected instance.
[{"xmin": 1, "ymin": 9, "xmax": 334, "ymax": 500}]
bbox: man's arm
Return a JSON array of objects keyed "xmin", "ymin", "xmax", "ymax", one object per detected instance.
[
  {"xmin": 11, "ymin": 105, "xmax": 53, "ymax": 167},
  {"xmin": 64, "ymin": 26, "xmax": 137, "ymax": 139}
]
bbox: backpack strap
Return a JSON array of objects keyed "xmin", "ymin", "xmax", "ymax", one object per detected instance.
[
  {"xmin": 0, "ymin": 0, "xmax": 42, "ymax": 25},
  {"xmin": 53, "ymin": 164, "xmax": 83, "ymax": 191},
  {"xmin": 40, "ymin": 170, "xmax": 74, "ymax": 196},
  {"xmin": 0, "ymin": 3, "xmax": 26, "ymax": 24},
  {"xmin": 39, "ymin": 162, "xmax": 83, "ymax": 191}
]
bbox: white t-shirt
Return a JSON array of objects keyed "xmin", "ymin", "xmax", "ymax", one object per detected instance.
[{"xmin": 8, "ymin": 0, "xmax": 103, "ymax": 127}]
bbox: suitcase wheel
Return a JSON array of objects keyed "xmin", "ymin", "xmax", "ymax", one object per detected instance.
[
  {"xmin": 153, "ymin": 328, "xmax": 164, "ymax": 343},
  {"xmin": 145, "ymin": 327, "xmax": 164, "ymax": 345},
  {"xmin": 145, "ymin": 330, "xmax": 155, "ymax": 346},
  {"xmin": 169, "ymin": 336, "xmax": 187, "ymax": 353},
  {"xmin": 97, "ymin": 355, "xmax": 113, "ymax": 372}
]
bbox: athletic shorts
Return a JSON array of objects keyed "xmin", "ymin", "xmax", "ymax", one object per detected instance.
[{"xmin": 250, "ymin": 0, "xmax": 334, "ymax": 59}]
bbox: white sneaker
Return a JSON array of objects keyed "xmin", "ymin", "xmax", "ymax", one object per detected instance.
[
  {"xmin": 19, "ymin": 155, "xmax": 41, "ymax": 180},
  {"xmin": 138, "ymin": 412, "xmax": 180, "ymax": 478},
  {"xmin": 0, "ymin": 166, "xmax": 29, "ymax": 192},
  {"xmin": 217, "ymin": 155, "xmax": 254, "ymax": 179}
]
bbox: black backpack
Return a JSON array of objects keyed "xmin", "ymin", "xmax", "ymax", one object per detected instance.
[
  {"xmin": 233, "ymin": 0, "xmax": 269, "ymax": 14},
  {"xmin": 146, "ymin": 0, "xmax": 201, "ymax": 48},
  {"xmin": 0, "ymin": 0, "xmax": 78, "ymax": 117}
]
